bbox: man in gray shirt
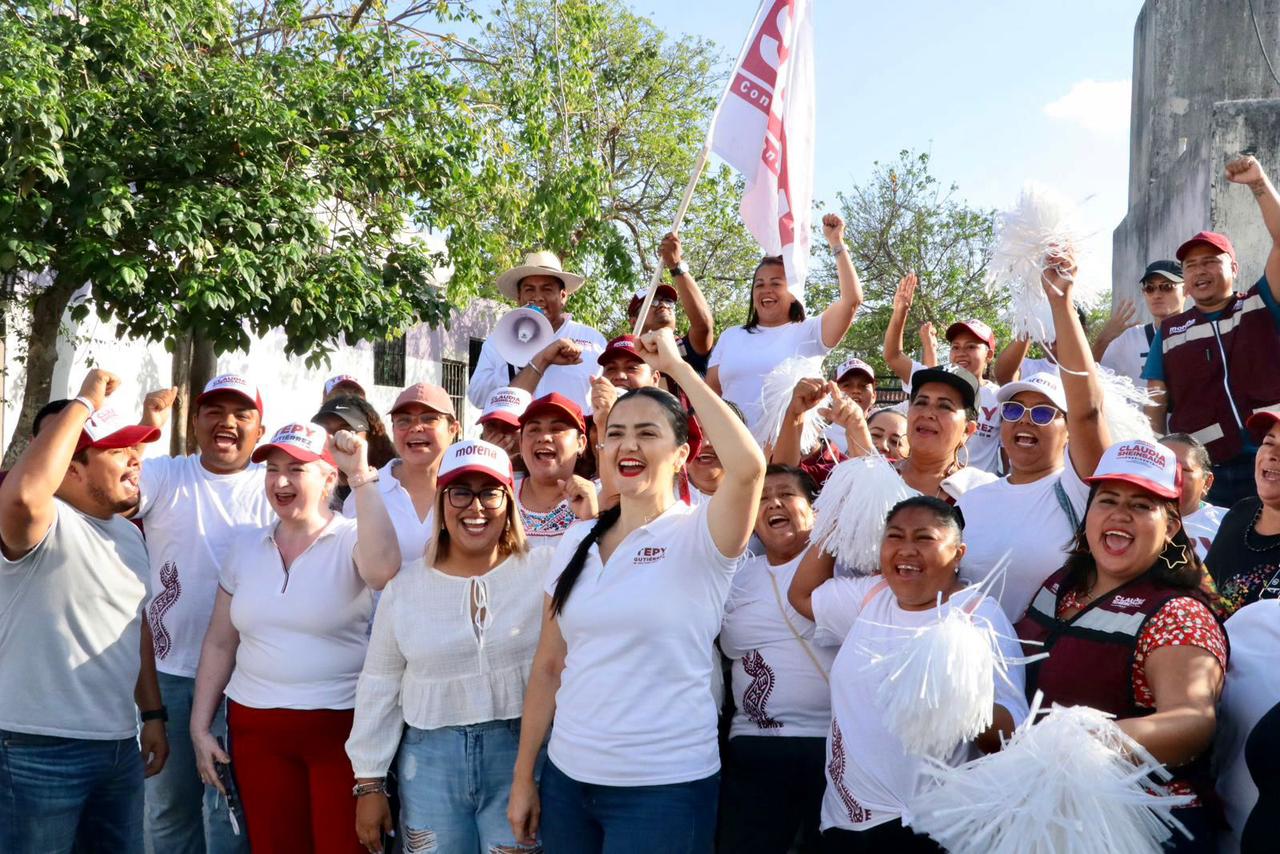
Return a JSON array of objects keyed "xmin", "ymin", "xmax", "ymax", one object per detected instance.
[{"xmin": 0, "ymin": 369, "xmax": 168, "ymax": 854}]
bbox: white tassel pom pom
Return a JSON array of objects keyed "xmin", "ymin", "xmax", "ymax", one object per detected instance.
[
  {"xmin": 751, "ymin": 355, "xmax": 827, "ymax": 452},
  {"xmin": 864, "ymin": 600, "xmax": 1015, "ymax": 758},
  {"xmin": 810, "ymin": 455, "xmax": 913, "ymax": 573},
  {"xmin": 1099, "ymin": 368, "xmax": 1157, "ymax": 444},
  {"xmin": 908, "ymin": 698, "xmax": 1192, "ymax": 854}
]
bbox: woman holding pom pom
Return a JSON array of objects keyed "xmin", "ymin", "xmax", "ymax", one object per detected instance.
[
  {"xmin": 789, "ymin": 497, "xmax": 1029, "ymax": 853},
  {"xmin": 1016, "ymin": 439, "xmax": 1227, "ymax": 851}
]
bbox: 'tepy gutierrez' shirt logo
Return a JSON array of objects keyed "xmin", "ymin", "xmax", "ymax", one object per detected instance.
[{"xmin": 633, "ymin": 546, "xmax": 667, "ymax": 565}]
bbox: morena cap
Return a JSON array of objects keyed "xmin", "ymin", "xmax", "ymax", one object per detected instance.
[
  {"xmin": 1141, "ymin": 260, "xmax": 1184, "ymax": 284},
  {"xmin": 996, "ymin": 371, "xmax": 1069, "ymax": 412},
  {"xmin": 598, "ymin": 335, "xmax": 645, "ymax": 366},
  {"xmin": 1176, "ymin": 231, "xmax": 1236, "ymax": 263},
  {"xmin": 627, "ymin": 285, "xmax": 678, "ymax": 317},
  {"xmin": 478, "ymin": 387, "xmax": 532, "ymax": 428},
  {"xmin": 75, "ymin": 407, "xmax": 161, "ymax": 453},
  {"xmin": 519, "ymin": 392, "xmax": 586, "ymax": 434},
  {"xmin": 945, "ymin": 320, "xmax": 997, "ymax": 352},
  {"xmin": 313, "ymin": 398, "xmax": 371, "ymax": 435},
  {"xmin": 833, "ymin": 356, "xmax": 875, "ymax": 383},
  {"xmin": 437, "ymin": 439, "xmax": 515, "ymax": 491},
  {"xmin": 390, "ymin": 383, "xmax": 455, "ymax": 418},
  {"xmin": 324, "ymin": 374, "xmax": 366, "ymax": 397},
  {"xmin": 1085, "ymin": 439, "xmax": 1181, "ymax": 500},
  {"xmin": 910, "ymin": 364, "xmax": 980, "ymax": 411},
  {"xmin": 196, "ymin": 374, "xmax": 263, "ymax": 416},
  {"xmin": 250, "ymin": 422, "xmax": 335, "ymax": 465}
]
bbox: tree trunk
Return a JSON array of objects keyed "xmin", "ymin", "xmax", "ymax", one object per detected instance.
[
  {"xmin": 168, "ymin": 329, "xmax": 193, "ymax": 456},
  {"xmin": 1, "ymin": 276, "xmax": 79, "ymax": 468},
  {"xmin": 186, "ymin": 329, "xmax": 216, "ymax": 455}
]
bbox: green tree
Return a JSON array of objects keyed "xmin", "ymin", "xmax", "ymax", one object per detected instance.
[{"xmin": 809, "ymin": 150, "xmax": 999, "ymax": 380}]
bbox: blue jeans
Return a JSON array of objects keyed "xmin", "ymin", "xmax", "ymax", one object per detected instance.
[
  {"xmin": 144, "ymin": 672, "xmax": 246, "ymax": 854},
  {"xmin": 0, "ymin": 730, "xmax": 144, "ymax": 854},
  {"xmin": 539, "ymin": 760, "xmax": 719, "ymax": 854},
  {"xmin": 397, "ymin": 718, "xmax": 541, "ymax": 853}
]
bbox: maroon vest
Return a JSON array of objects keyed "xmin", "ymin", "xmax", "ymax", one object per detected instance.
[{"xmin": 1160, "ymin": 284, "xmax": 1280, "ymax": 464}]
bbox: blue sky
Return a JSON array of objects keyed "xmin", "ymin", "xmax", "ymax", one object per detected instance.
[{"xmin": 635, "ymin": 0, "xmax": 1147, "ymax": 296}]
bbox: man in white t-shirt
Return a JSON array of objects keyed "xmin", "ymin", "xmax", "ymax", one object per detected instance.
[
  {"xmin": 468, "ymin": 251, "xmax": 607, "ymax": 416},
  {"xmin": 136, "ymin": 374, "xmax": 270, "ymax": 854},
  {"xmin": 1095, "ymin": 260, "xmax": 1186, "ymax": 388},
  {"xmin": 0, "ymin": 371, "xmax": 166, "ymax": 854}
]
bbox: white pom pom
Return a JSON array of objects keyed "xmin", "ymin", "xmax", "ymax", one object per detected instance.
[
  {"xmin": 1099, "ymin": 369, "xmax": 1157, "ymax": 444},
  {"xmin": 811, "ymin": 455, "xmax": 914, "ymax": 573},
  {"xmin": 908, "ymin": 697, "xmax": 1192, "ymax": 854},
  {"xmin": 988, "ymin": 184, "xmax": 1089, "ymax": 343},
  {"xmin": 751, "ymin": 355, "xmax": 828, "ymax": 451},
  {"xmin": 864, "ymin": 598, "xmax": 1032, "ymax": 757}
]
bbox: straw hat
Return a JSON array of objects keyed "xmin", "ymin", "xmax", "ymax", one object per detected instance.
[{"xmin": 495, "ymin": 250, "xmax": 585, "ymax": 302}]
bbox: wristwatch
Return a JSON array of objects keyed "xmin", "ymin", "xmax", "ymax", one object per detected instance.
[
  {"xmin": 140, "ymin": 706, "xmax": 168, "ymax": 723},
  {"xmin": 668, "ymin": 263, "xmax": 688, "ymax": 278}
]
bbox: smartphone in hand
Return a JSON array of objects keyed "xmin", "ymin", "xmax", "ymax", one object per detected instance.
[{"xmin": 214, "ymin": 737, "xmax": 246, "ymax": 836}]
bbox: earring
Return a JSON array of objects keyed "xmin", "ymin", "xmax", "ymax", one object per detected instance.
[{"xmin": 1158, "ymin": 540, "xmax": 1191, "ymax": 572}]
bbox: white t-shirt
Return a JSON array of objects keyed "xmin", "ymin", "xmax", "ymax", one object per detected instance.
[
  {"xmin": 342, "ymin": 459, "xmax": 435, "ymax": 565},
  {"xmin": 956, "ymin": 454, "xmax": 1090, "ymax": 622},
  {"xmin": 904, "ymin": 360, "xmax": 1002, "ymax": 475},
  {"xmin": 710, "ymin": 317, "xmax": 831, "ymax": 438},
  {"xmin": 810, "ymin": 576, "xmax": 1028, "ymax": 832},
  {"xmin": 720, "ymin": 553, "xmax": 835, "ymax": 739},
  {"xmin": 1100, "ymin": 324, "xmax": 1154, "ymax": 388},
  {"xmin": 219, "ymin": 515, "xmax": 373, "ymax": 710},
  {"xmin": 467, "ymin": 316, "xmax": 607, "ymax": 416},
  {"xmin": 515, "ymin": 476, "xmax": 580, "ymax": 547},
  {"xmin": 1184, "ymin": 503, "xmax": 1227, "ymax": 562},
  {"xmin": 137, "ymin": 455, "xmax": 273, "ymax": 677},
  {"xmin": 0, "ymin": 500, "xmax": 150, "ymax": 740},
  {"xmin": 1018, "ymin": 356, "xmax": 1060, "ymax": 379},
  {"xmin": 545, "ymin": 501, "xmax": 742, "ymax": 786},
  {"xmin": 1216, "ymin": 600, "xmax": 1280, "ymax": 854}
]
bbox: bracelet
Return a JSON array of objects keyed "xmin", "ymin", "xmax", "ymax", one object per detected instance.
[
  {"xmin": 669, "ymin": 263, "xmax": 688, "ymax": 278},
  {"xmin": 352, "ymin": 780, "xmax": 388, "ymax": 798},
  {"xmin": 529, "ymin": 361, "xmax": 544, "ymax": 377},
  {"xmin": 348, "ymin": 468, "xmax": 380, "ymax": 490},
  {"xmin": 140, "ymin": 706, "xmax": 168, "ymax": 723},
  {"xmin": 73, "ymin": 396, "xmax": 96, "ymax": 415},
  {"xmin": 831, "ymin": 244, "xmax": 848, "ymax": 257}
]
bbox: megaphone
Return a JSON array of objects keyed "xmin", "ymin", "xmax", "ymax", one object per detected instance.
[{"xmin": 492, "ymin": 306, "xmax": 555, "ymax": 368}]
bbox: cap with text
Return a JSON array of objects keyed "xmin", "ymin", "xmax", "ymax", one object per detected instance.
[
  {"xmin": 390, "ymin": 383, "xmax": 455, "ymax": 418},
  {"xmin": 1176, "ymin": 231, "xmax": 1236, "ymax": 263},
  {"xmin": 519, "ymin": 392, "xmax": 586, "ymax": 433},
  {"xmin": 250, "ymin": 422, "xmax": 335, "ymax": 465},
  {"xmin": 437, "ymin": 440, "xmax": 515, "ymax": 491},
  {"xmin": 833, "ymin": 356, "xmax": 875, "ymax": 383},
  {"xmin": 324, "ymin": 374, "xmax": 366, "ymax": 398},
  {"xmin": 478, "ymin": 387, "xmax": 532, "ymax": 428},
  {"xmin": 945, "ymin": 319, "xmax": 997, "ymax": 352},
  {"xmin": 628, "ymin": 285, "xmax": 678, "ymax": 317},
  {"xmin": 598, "ymin": 335, "xmax": 644, "ymax": 366},
  {"xmin": 76, "ymin": 407, "xmax": 161, "ymax": 453},
  {"xmin": 996, "ymin": 371, "xmax": 1069, "ymax": 412},
  {"xmin": 196, "ymin": 374, "xmax": 263, "ymax": 415},
  {"xmin": 1085, "ymin": 439, "xmax": 1181, "ymax": 500}
]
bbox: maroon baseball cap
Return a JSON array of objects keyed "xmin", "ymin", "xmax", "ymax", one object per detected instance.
[
  {"xmin": 390, "ymin": 383, "xmax": 455, "ymax": 418},
  {"xmin": 75, "ymin": 407, "xmax": 161, "ymax": 453},
  {"xmin": 519, "ymin": 393, "xmax": 586, "ymax": 433},
  {"xmin": 628, "ymin": 285, "xmax": 678, "ymax": 317},
  {"xmin": 1247, "ymin": 411, "xmax": 1280, "ymax": 444},
  {"xmin": 945, "ymin": 320, "xmax": 997, "ymax": 352},
  {"xmin": 598, "ymin": 335, "xmax": 645, "ymax": 366},
  {"xmin": 1176, "ymin": 231, "xmax": 1236, "ymax": 263}
]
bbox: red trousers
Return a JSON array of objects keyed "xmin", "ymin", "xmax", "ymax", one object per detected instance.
[{"xmin": 227, "ymin": 701, "xmax": 362, "ymax": 854}]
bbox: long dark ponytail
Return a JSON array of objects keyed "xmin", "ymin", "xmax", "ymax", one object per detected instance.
[{"xmin": 551, "ymin": 505, "xmax": 621, "ymax": 616}]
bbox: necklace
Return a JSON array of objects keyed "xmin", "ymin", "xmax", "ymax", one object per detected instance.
[{"xmin": 1243, "ymin": 503, "xmax": 1280, "ymax": 553}]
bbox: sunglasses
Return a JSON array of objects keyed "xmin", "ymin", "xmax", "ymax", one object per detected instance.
[
  {"xmin": 1001, "ymin": 401, "xmax": 1063, "ymax": 426},
  {"xmin": 1140, "ymin": 281, "xmax": 1180, "ymax": 294},
  {"xmin": 444, "ymin": 486, "xmax": 506, "ymax": 509}
]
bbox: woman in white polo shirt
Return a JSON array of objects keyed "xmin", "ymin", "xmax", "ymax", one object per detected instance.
[
  {"xmin": 347, "ymin": 440, "xmax": 571, "ymax": 853},
  {"xmin": 788, "ymin": 496, "xmax": 1029, "ymax": 853},
  {"xmin": 507, "ymin": 328, "xmax": 766, "ymax": 853},
  {"xmin": 190, "ymin": 423, "xmax": 400, "ymax": 854},
  {"xmin": 718, "ymin": 465, "xmax": 833, "ymax": 853}
]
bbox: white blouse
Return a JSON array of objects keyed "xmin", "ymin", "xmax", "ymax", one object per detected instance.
[{"xmin": 345, "ymin": 546, "xmax": 554, "ymax": 777}]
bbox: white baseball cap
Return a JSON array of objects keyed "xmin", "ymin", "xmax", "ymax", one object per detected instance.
[
  {"xmin": 996, "ymin": 372, "xmax": 1068, "ymax": 412},
  {"xmin": 76, "ymin": 407, "xmax": 161, "ymax": 452},
  {"xmin": 196, "ymin": 374, "xmax": 263, "ymax": 415},
  {"xmin": 250, "ymin": 422, "xmax": 334, "ymax": 465},
  {"xmin": 833, "ymin": 356, "xmax": 875, "ymax": 383},
  {"xmin": 478, "ymin": 387, "xmax": 532, "ymax": 428},
  {"xmin": 1085, "ymin": 439, "xmax": 1182, "ymax": 500},
  {"xmin": 324, "ymin": 374, "xmax": 366, "ymax": 397},
  {"xmin": 437, "ymin": 440, "xmax": 514, "ymax": 490}
]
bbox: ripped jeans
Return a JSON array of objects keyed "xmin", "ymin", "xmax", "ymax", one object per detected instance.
[{"xmin": 397, "ymin": 718, "xmax": 542, "ymax": 854}]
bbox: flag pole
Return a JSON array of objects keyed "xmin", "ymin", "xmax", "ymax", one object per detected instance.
[{"xmin": 631, "ymin": 0, "xmax": 773, "ymax": 336}]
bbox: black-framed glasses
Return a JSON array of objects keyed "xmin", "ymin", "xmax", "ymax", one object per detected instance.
[
  {"xmin": 1001, "ymin": 401, "xmax": 1062, "ymax": 426},
  {"xmin": 444, "ymin": 486, "xmax": 507, "ymax": 509},
  {"xmin": 1140, "ymin": 281, "xmax": 1179, "ymax": 294}
]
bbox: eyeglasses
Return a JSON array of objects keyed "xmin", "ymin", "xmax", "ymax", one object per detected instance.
[
  {"xmin": 1140, "ymin": 281, "xmax": 1179, "ymax": 294},
  {"xmin": 1000, "ymin": 402, "xmax": 1063, "ymax": 426},
  {"xmin": 444, "ymin": 486, "xmax": 507, "ymax": 509},
  {"xmin": 392, "ymin": 412, "xmax": 448, "ymax": 430}
]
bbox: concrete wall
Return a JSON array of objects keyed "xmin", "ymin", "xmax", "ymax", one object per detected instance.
[{"xmin": 1114, "ymin": 0, "xmax": 1280, "ymax": 318}]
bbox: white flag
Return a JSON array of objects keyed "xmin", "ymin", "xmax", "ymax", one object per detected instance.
[{"xmin": 709, "ymin": 0, "xmax": 816, "ymax": 302}]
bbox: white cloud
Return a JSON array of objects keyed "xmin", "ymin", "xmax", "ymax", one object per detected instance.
[{"xmin": 1043, "ymin": 79, "xmax": 1132, "ymax": 136}]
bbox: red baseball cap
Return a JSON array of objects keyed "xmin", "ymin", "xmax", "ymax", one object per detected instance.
[
  {"xmin": 598, "ymin": 335, "xmax": 645, "ymax": 366},
  {"xmin": 945, "ymin": 320, "xmax": 997, "ymax": 352},
  {"xmin": 628, "ymin": 285, "xmax": 678, "ymax": 317},
  {"xmin": 437, "ymin": 440, "xmax": 515, "ymax": 491},
  {"xmin": 390, "ymin": 383, "xmax": 455, "ymax": 418},
  {"xmin": 1247, "ymin": 410, "xmax": 1280, "ymax": 444},
  {"xmin": 1085, "ymin": 439, "xmax": 1182, "ymax": 500},
  {"xmin": 250, "ymin": 422, "xmax": 335, "ymax": 465},
  {"xmin": 520, "ymin": 393, "xmax": 586, "ymax": 433},
  {"xmin": 75, "ymin": 407, "xmax": 161, "ymax": 453},
  {"xmin": 477, "ymin": 387, "xmax": 531, "ymax": 429},
  {"xmin": 1176, "ymin": 231, "xmax": 1236, "ymax": 263},
  {"xmin": 196, "ymin": 375, "xmax": 263, "ymax": 416}
]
